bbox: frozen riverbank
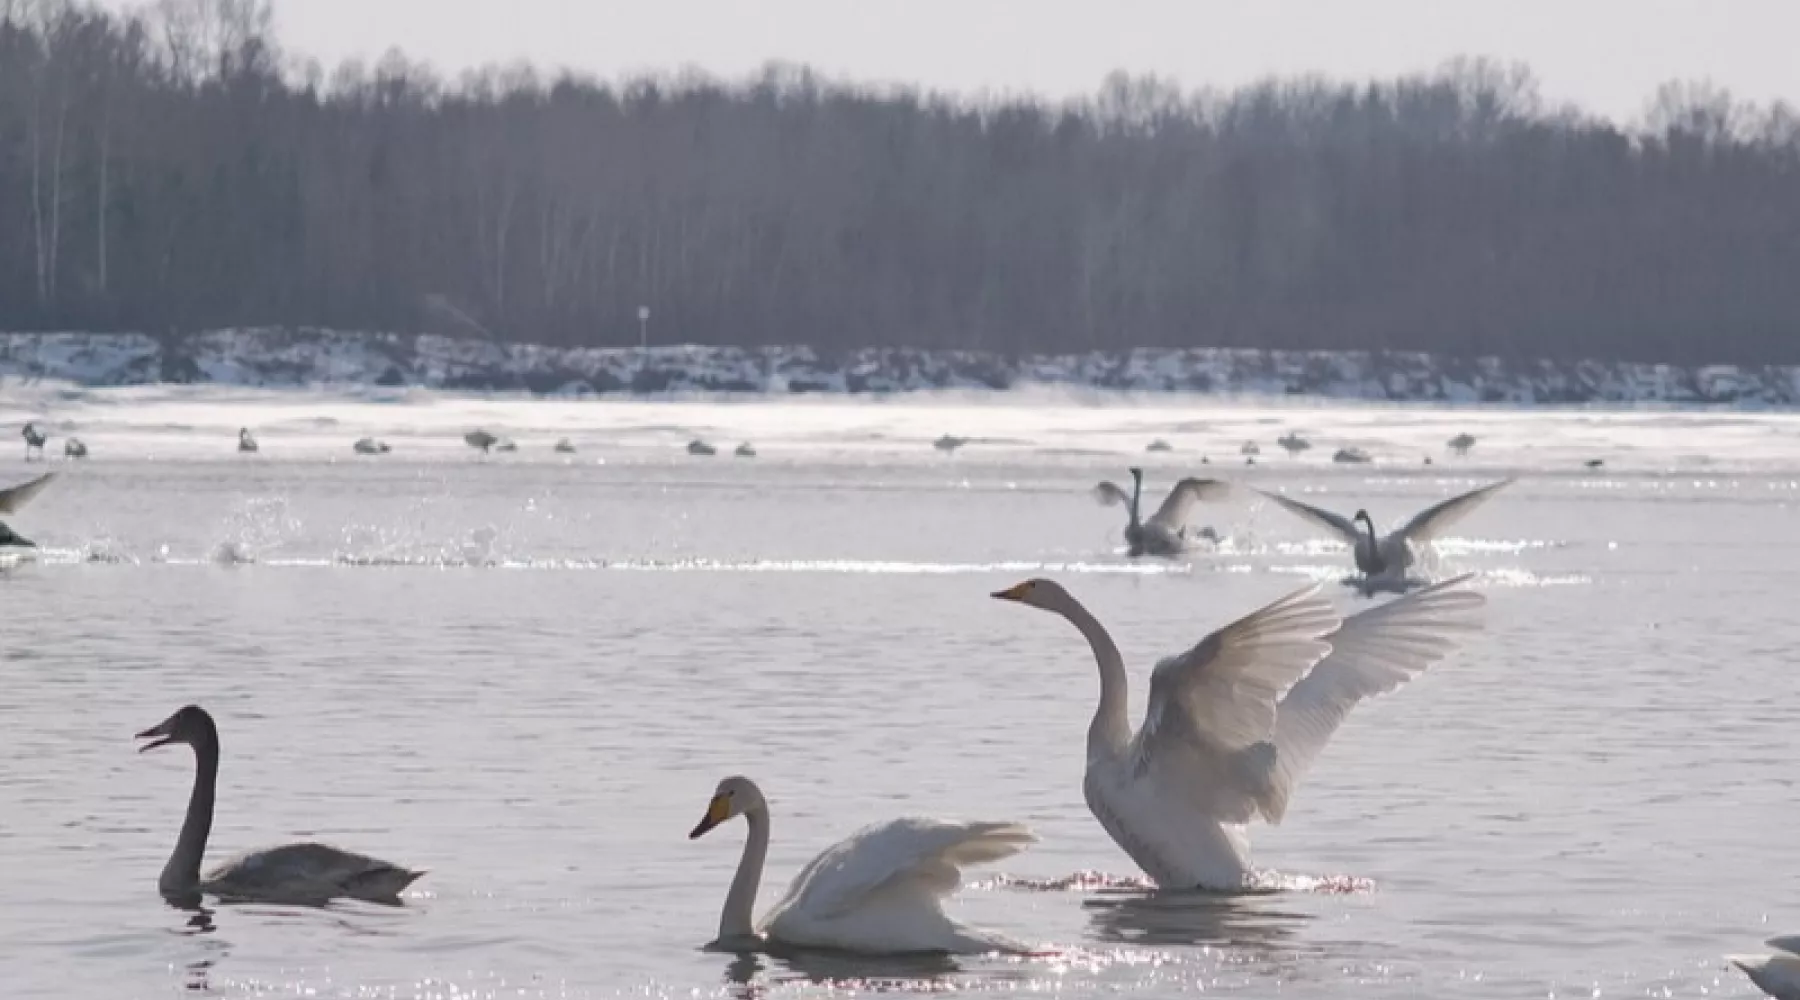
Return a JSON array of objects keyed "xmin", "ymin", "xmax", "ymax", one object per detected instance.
[{"xmin": 0, "ymin": 328, "xmax": 1793, "ymax": 406}]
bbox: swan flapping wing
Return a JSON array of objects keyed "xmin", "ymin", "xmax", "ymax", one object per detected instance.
[
  {"xmin": 774, "ymin": 818, "xmax": 1035, "ymax": 920},
  {"xmin": 1146, "ymin": 478, "xmax": 1231, "ymax": 530},
  {"xmin": 1136, "ymin": 584, "xmax": 1339, "ymax": 761},
  {"xmin": 0, "ymin": 472, "xmax": 55, "ymax": 515},
  {"xmin": 1395, "ymin": 478, "xmax": 1515, "ymax": 543},
  {"xmin": 1093, "ymin": 481, "xmax": 1132, "ymax": 507},
  {"xmin": 1259, "ymin": 574, "xmax": 1485, "ymax": 823},
  {"xmin": 1255, "ymin": 489, "xmax": 1361, "ymax": 544},
  {"xmin": 1730, "ymin": 946, "xmax": 1800, "ymax": 1000}
]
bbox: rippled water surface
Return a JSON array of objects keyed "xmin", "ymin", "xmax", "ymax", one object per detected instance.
[{"xmin": 2, "ymin": 390, "xmax": 1798, "ymax": 999}]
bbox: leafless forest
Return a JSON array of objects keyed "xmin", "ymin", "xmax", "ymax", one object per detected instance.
[{"xmin": 3, "ymin": 0, "xmax": 1799, "ymax": 363}]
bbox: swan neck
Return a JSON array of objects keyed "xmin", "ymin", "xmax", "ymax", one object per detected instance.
[
  {"xmin": 1055, "ymin": 595, "xmax": 1131, "ymax": 751},
  {"xmin": 1127, "ymin": 476, "xmax": 1142, "ymax": 527},
  {"xmin": 720, "ymin": 806, "xmax": 768, "ymax": 940},
  {"xmin": 164, "ymin": 734, "xmax": 217, "ymax": 896},
  {"xmin": 1358, "ymin": 517, "xmax": 1383, "ymax": 571}
]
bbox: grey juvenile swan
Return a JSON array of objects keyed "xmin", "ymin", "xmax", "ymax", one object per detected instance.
[
  {"xmin": 136, "ymin": 705, "xmax": 424, "ymax": 906},
  {"xmin": 0, "ymin": 471, "xmax": 55, "ymax": 547},
  {"xmin": 992, "ymin": 575, "xmax": 1484, "ymax": 889},
  {"xmin": 1257, "ymin": 478, "xmax": 1514, "ymax": 592},
  {"xmin": 1093, "ymin": 467, "xmax": 1229, "ymax": 556}
]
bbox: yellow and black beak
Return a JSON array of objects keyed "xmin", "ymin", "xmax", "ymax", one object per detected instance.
[
  {"xmin": 689, "ymin": 794, "xmax": 730, "ymax": 839},
  {"xmin": 990, "ymin": 581, "xmax": 1031, "ymax": 602}
]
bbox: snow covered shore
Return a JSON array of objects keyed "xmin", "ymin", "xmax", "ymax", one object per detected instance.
[{"xmin": 0, "ymin": 328, "xmax": 1792, "ymax": 406}]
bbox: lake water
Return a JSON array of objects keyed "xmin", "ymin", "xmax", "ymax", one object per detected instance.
[{"xmin": 1, "ymin": 388, "xmax": 1796, "ymax": 999}]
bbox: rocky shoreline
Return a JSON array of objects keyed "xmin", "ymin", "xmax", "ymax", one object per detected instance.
[{"xmin": 0, "ymin": 328, "xmax": 1791, "ymax": 406}]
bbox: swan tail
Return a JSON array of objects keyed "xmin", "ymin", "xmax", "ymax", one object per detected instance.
[
  {"xmin": 1233, "ymin": 741, "xmax": 1289, "ymax": 825},
  {"xmin": 345, "ymin": 866, "xmax": 426, "ymax": 901},
  {"xmin": 942, "ymin": 822, "xmax": 1037, "ymax": 866}
]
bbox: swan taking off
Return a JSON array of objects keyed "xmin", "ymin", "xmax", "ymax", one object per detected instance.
[
  {"xmin": 136, "ymin": 705, "xmax": 424, "ymax": 906},
  {"xmin": 991, "ymin": 575, "xmax": 1483, "ymax": 890},
  {"xmin": 237, "ymin": 428, "xmax": 258, "ymax": 453},
  {"xmin": 1277, "ymin": 432, "xmax": 1310, "ymax": 456},
  {"xmin": 1257, "ymin": 478, "xmax": 1513, "ymax": 592},
  {"xmin": 688, "ymin": 775, "xmax": 1036, "ymax": 954},
  {"xmin": 1447, "ymin": 433, "xmax": 1476, "ymax": 456},
  {"xmin": 0, "ymin": 471, "xmax": 55, "ymax": 547},
  {"xmin": 1730, "ymin": 937, "xmax": 1800, "ymax": 999},
  {"xmin": 1092, "ymin": 467, "xmax": 1229, "ymax": 557}
]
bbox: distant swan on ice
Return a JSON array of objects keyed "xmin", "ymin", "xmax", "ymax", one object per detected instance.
[
  {"xmin": 136, "ymin": 705, "xmax": 425, "ymax": 907},
  {"xmin": 1729, "ymin": 936, "xmax": 1800, "ymax": 1000},
  {"xmin": 353, "ymin": 437, "xmax": 391, "ymax": 455},
  {"xmin": 991, "ymin": 575, "xmax": 1483, "ymax": 890},
  {"xmin": 689, "ymin": 775, "xmax": 1036, "ymax": 954},
  {"xmin": 238, "ymin": 428, "xmax": 258, "ymax": 453},
  {"xmin": 21, "ymin": 422, "xmax": 46, "ymax": 461},
  {"xmin": 1092, "ymin": 466, "xmax": 1229, "ymax": 557},
  {"xmin": 1257, "ymin": 478, "xmax": 1514, "ymax": 592}
]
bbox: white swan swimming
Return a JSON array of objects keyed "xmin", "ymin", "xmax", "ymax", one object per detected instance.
[
  {"xmin": 688, "ymin": 775, "xmax": 1036, "ymax": 954},
  {"xmin": 136, "ymin": 705, "xmax": 424, "ymax": 906},
  {"xmin": 1257, "ymin": 478, "xmax": 1514, "ymax": 591},
  {"xmin": 1093, "ymin": 467, "xmax": 1230, "ymax": 557},
  {"xmin": 1731, "ymin": 937, "xmax": 1800, "ymax": 1000},
  {"xmin": 0, "ymin": 471, "xmax": 55, "ymax": 548},
  {"xmin": 991, "ymin": 575, "xmax": 1483, "ymax": 890}
]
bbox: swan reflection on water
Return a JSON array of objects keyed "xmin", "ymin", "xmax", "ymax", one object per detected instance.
[
  {"xmin": 1081, "ymin": 884, "xmax": 1312, "ymax": 952},
  {"xmin": 721, "ymin": 948, "xmax": 966, "ymax": 994}
]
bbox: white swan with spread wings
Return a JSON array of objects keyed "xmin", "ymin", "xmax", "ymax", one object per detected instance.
[
  {"xmin": 1093, "ymin": 467, "xmax": 1229, "ymax": 556},
  {"xmin": 1257, "ymin": 478, "xmax": 1513, "ymax": 591},
  {"xmin": 992, "ymin": 575, "xmax": 1483, "ymax": 890},
  {"xmin": 689, "ymin": 775, "xmax": 1036, "ymax": 954}
]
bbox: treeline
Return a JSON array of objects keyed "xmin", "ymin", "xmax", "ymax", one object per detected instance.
[{"xmin": 4, "ymin": 0, "xmax": 1800, "ymax": 363}]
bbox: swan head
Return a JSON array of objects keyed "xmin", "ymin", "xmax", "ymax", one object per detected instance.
[
  {"xmin": 1128, "ymin": 467, "xmax": 1143, "ymax": 481},
  {"xmin": 136, "ymin": 705, "xmax": 217, "ymax": 753},
  {"xmin": 991, "ymin": 578, "xmax": 1076, "ymax": 614},
  {"xmin": 1352, "ymin": 509, "xmax": 1374, "ymax": 527},
  {"xmin": 689, "ymin": 775, "xmax": 766, "ymax": 839}
]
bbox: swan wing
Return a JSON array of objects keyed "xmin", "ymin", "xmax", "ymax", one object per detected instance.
[
  {"xmin": 1255, "ymin": 489, "xmax": 1361, "ymax": 544},
  {"xmin": 1093, "ymin": 481, "xmax": 1131, "ymax": 507},
  {"xmin": 1135, "ymin": 583, "xmax": 1339, "ymax": 767},
  {"xmin": 1394, "ymin": 478, "xmax": 1514, "ymax": 543},
  {"xmin": 1145, "ymin": 478, "xmax": 1231, "ymax": 530},
  {"xmin": 1730, "ymin": 950, "xmax": 1800, "ymax": 1000},
  {"xmin": 772, "ymin": 817, "xmax": 1034, "ymax": 921},
  {"xmin": 1257, "ymin": 575, "xmax": 1485, "ymax": 823},
  {"xmin": 1771, "ymin": 937, "xmax": 1800, "ymax": 958},
  {"xmin": 207, "ymin": 842, "xmax": 422, "ymax": 900},
  {"xmin": 0, "ymin": 472, "xmax": 55, "ymax": 515}
]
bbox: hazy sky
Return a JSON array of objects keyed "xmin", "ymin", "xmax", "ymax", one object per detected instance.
[{"xmin": 214, "ymin": 1, "xmax": 1800, "ymax": 121}]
